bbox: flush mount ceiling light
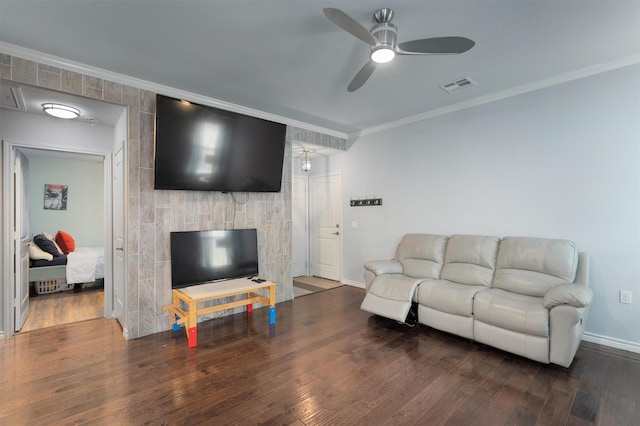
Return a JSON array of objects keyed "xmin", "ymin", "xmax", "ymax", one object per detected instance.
[
  {"xmin": 42, "ymin": 103, "xmax": 80, "ymax": 119},
  {"xmin": 302, "ymin": 150, "xmax": 311, "ymax": 172}
]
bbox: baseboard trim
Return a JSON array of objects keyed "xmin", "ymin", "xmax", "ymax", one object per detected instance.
[
  {"xmin": 582, "ymin": 332, "xmax": 640, "ymax": 354},
  {"xmin": 342, "ymin": 279, "xmax": 365, "ymax": 289}
]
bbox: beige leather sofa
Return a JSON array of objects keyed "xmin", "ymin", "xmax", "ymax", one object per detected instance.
[{"xmin": 362, "ymin": 234, "xmax": 592, "ymax": 367}]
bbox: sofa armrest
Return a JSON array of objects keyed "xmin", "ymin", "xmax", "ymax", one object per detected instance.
[
  {"xmin": 364, "ymin": 260, "xmax": 403, "ymax": 276},
  {"xmin": 544, "ymin": 283, "xmax": 593, "ymax": 309},
  {"xmin": 574, "ymin": 252, "xmax": 589, "ymax": 286},
  {"xmin": 364, "ymin": 260, "xmax": 404, "ymax": 290}
]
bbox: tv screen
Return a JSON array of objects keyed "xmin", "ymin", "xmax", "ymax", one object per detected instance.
[
  {"xmin": 170, "ymin": 229, "xmax": 258, "ymax": 289},
  {"xmin": 154, "ymin": 94, "xmax": 287, "ymax": 192}
]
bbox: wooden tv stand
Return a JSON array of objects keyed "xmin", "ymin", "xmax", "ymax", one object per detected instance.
[{"xmin": 163, "ymin": 278, "xmax": 276, "ymax": 348}]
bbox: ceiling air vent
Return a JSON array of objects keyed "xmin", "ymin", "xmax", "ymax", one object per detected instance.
[
  {"xmin": 0, "ymin": 84, "xmax": 26, "ymax": 111},
  {"xmin": 439, "ymin": 76, "xmax": 477, "ymax": 94}
]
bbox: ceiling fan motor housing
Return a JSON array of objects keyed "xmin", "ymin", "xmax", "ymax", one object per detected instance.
[{"xmin": 371, "ymin": 22, "xmax": 397, "ymax": 49}]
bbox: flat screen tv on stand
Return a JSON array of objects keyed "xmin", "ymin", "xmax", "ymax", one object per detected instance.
[{"xmin": 170, "ymin": 229, "xmax": 259, "ymax": 289}]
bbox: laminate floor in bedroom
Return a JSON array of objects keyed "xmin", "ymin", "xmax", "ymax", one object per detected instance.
[{"xmin": 19, "ymin": 288, "xmax": 104, "ymax": 332}]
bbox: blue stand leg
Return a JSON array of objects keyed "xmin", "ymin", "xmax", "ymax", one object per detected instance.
[
  {"xmin": 172, "ymin": 314, "xmax": 181, "ymax": 331},
  {"xmin": 269, "ymin": 306, "xmax": 276, "ymax": 325}
]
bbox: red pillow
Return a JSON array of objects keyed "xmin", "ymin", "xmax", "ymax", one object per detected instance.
[{"xmin": 55, "ymin": 230, "xmax": 75, "ymax": 254}]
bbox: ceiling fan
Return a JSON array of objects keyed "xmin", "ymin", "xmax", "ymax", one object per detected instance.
[{"xmin": 323, "ymin": 7, "xmax": 475, "ymax": 92}]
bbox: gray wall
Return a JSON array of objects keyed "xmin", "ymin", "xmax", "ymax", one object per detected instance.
[
  {"xmin": 324, "ymin": 63, "xmax": 640, "ymax": 350},
  {"xmin": 27, "ymin": 156, "xmax": 104, "ymax": 246}
]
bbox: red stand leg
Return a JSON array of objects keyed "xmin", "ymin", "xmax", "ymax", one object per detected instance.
[
  {"xmin": 247, "ymin": 303, "xmax": 253, "ymax": 313},
  {"xmin": 188, "ymin": 327, "xmax": 198, "ymax": 348}
]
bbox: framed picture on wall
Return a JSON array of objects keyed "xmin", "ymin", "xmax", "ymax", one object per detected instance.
[{"xmin": 44, "ymin": 184, "xmax": 68, "ymax": 210}]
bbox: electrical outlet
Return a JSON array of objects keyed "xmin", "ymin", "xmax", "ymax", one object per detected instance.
[{"xmin": 620, "ymin": 290, "xmax": 632, "ymax": 304}]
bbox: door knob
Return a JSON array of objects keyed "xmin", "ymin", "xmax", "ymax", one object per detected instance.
[
  {"xmin": 332, "ymin": 232, "xmax": 340, "ymax": 235},
  {"xmin": 116, "ymin": 247, "xmax": 124, "ymax": 251}
]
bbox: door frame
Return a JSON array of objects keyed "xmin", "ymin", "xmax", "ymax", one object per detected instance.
[
  {"xmin": 292, "ymin": 174, "xmax": 309, "ymax": 277},
  {"xmin": 13, "ymin": 150, "xmax": 30, "ymax": 331},
  {"xmin": 111, "ymin": 138, "xmax": 127, "ymax": 330},
  {"xmin": 2, "ymin": 139, "xmax": 115, "ymax": 339},
  {"xmin": 309, "ymin": 172, "xmax": 343, "ymax": 281}
]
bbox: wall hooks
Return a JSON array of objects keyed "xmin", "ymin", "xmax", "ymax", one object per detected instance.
[{"xmin": 350, "ymin": 197, "xmax": 383, "ymax": 207}]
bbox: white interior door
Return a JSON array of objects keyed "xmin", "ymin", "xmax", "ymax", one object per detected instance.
[
  {"xmin": 310, "ymin": 173, "xmax": 342, "ymax": 281},
  {"xmin": 292, "ymin": 175, "xmax": 308, "ymax": 277},
  {"xmin": 112, "ymin": 142, "xmax": 126, "ymax": 327},
  {"xmin": 14, "ymin": 150, "xmax": 30, "ymax": 331}
]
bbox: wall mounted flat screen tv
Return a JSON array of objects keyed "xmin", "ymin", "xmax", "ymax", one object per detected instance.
[
  {"xmin": 154, "ymin": 94, "xmax": 287, "ymax": 192},
  {"xmin": 170, "ymin": 229, "xmax": 259, "ymax": 289}
]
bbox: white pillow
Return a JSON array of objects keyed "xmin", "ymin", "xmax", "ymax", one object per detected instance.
[
  {"xmin": 28, "ymin": 242, "xmax": 53, "ymax": 261},
  {"xmin": 44, "ymin": 232, "xmax": 64, "ymax": 255}
]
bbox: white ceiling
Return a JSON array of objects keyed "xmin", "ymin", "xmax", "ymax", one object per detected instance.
[{"xmin": 0, "ymin": 1, "xmax": 638, "ymax": 137}]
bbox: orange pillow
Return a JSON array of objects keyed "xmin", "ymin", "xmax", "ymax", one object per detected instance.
[{"xmin": 55, "ymin": 230, "xmax": 75, "ymax": 254}]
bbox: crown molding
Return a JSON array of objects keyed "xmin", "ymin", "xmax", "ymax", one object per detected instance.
[
  {"xmin": 353, "ymin": 55, "xmax": 640, "ymax": 139},
  {"xmin": 0, "ymin": 42, "xmax": 349, "ymax": 140},
  {"xmin": 5, "ymin": 42, "xmax": 637, "ymax": 143}
]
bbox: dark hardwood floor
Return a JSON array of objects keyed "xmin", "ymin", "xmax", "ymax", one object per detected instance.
[{"xmin": 0, "ymin": 286, "xmax": 638, "ymax": 425}]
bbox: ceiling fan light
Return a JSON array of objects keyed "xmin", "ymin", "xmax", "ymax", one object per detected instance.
[
  {"xmin": 371, "ymin": 46, "xmax": 395, "ymax": 64},
  {"xmin": 42, "ymin": 103, "xmax": 80, "ymax": 119}
]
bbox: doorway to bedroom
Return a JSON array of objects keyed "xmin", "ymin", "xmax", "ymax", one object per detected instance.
[
  {"xmin": 1, "ymin": 78, "xmax": 127, "ymax": 337},
  {"xmin": 18, "ymin": 150, "xmax": 106, "ymax": 332}
]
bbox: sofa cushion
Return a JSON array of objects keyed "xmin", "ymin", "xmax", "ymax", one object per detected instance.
[
  {"xmin": 361, "ymin": 274, "xmax": 424, "ymax": 322},
  {"xmin": 493, "ymin": 237, "xmax": 578, "ymax": 297},
  {"xmin": 474, "ymin": 289, "xmax": 549, "ymax": 338},
  {"xmin": 367, "ymin": 275, "xmax": 423, "ymax": 302},
  {"xmin": 395, "ymin": 234, "xmax": 447, "ymax": 279},
  {"xmin": 418, "ymin": 279, "xmax": 486, "ymax": 317},
  {"xmin": 440, "ymin": 235, "xmax": 500, "ymax": 286}
]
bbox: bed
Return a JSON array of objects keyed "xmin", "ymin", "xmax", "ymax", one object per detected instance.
[
  {"xmin": 28, "ymin": 232, "xmax": 104, "ymax": 293},
  {"xmin": 29, "ymin": 246, "xmax": 105, "ymax": 284}
]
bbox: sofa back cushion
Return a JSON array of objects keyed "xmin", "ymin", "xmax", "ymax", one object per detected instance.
[
  {"xmin": 441, "ymin": 235, "xmax": 500, "ymax": 287},
  {"xmin": 494, "ymin": 237, "xmax": 578, "ymax": 297},
  {"xmin": 396, "ymin": 234, "xmax": 447, "ymax": 279}
]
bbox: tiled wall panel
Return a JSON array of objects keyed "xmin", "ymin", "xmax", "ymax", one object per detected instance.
[{"xmin": 2, "ymin": 53, "xmax": 347, "ymax": 338}]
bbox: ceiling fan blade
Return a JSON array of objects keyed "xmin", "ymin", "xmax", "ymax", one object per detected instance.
[
  {"xmin": 347, "ymin": 61, "xmax": 376, "ymax": 92},
  {"xmin": 397, "ymin": 37, "xmax": 475, "ymax": 55},
  {"xmin": 323, "ymin": 8, "xmax": 379, "ymax": 46}
]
